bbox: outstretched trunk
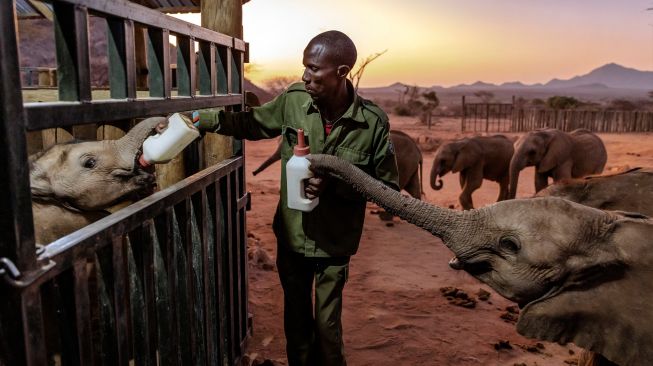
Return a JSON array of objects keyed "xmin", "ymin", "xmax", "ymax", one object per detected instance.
[
  {"xmin": 430, "ymin": 162, "xmax": 444, "ymax": 190},
  {"xmin": 508, "ymin": 156, "xmax": 525, "ymax": 199},
  {"xmin": 116, "ymin": 116, "xmax": 167, "ymax": 167},
  {"xmin": 309, "ymin": 154, "xmax": 481, "ymax": 244}
]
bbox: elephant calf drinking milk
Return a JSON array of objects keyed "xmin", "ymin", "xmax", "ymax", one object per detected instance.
[
  {"xmin": 509, "ymin": 128, "xmax": 607, "ymax": 198},
  {"xmin": 308, "ymin": 153, "xmax": 653, "ymax": 366},
  {"xmin": 30, "ymin": 117, "xmax": 166, "ymax": 244},
  {"xmin": 430, "ymin": 135, "xmax": 514, "ymax": 210}
]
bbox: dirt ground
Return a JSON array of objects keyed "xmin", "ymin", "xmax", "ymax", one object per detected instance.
[{"xmin": 241, "ymin": 115, "xmax": 653, "ymax": 366}]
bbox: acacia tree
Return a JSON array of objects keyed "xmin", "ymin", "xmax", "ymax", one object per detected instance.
[
  {"xmin": 421, "ymin": 91, "xmax": 440, "ymax": 128},
  {"xmin": 349, "ymin": 50, "xmax": 387, "ymax": 92}
]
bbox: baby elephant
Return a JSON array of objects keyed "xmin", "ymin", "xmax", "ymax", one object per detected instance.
[
  {"xmin": 430, "ymin": 135, "xmax": 514, "ymax": 209},
  {"xmin": 30, "ymin": 116, "xmax": 166, "ymax": 243}
]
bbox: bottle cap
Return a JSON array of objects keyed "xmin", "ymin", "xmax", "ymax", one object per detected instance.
[{"xmin": 293, "ymin": 129, "xmax": 310, "ymax": 156}]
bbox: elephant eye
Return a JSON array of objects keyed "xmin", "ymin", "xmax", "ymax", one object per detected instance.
[
  {"xmin": 499, "ymin": 236, "xmax": 520, "ymax": 253},
  {"xmin": 83, "ymin": 157, "xmax": 97, "ymax": 169}
]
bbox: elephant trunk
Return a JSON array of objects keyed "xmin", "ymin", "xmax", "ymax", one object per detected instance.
[
  {"xmin": 430, "ymin": 162, "xmax": 444, "ymax": 190},
  {"xmin": 508, "ymin": 157, "xmax": 524, "ymax": 199},
  {"xmin": 116, "ymin": 116, "xmax": 168, "ymax": 167},
  {"xmin": 308, "ymin": 154, "xmax": 481, "ymax": 244},
  {"xmin": 253, "ymin": 147, "xmax": 281, "ymax": 176}
]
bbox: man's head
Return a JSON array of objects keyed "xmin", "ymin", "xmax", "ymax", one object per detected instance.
[{"xmin": 302, "ymin": 30, "xmax": 357, "ymax": 102}]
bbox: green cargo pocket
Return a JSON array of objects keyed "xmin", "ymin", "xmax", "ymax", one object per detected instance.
[{"xmin": 334, "ymin": 146, "xmax": 370, "ymax": 167}]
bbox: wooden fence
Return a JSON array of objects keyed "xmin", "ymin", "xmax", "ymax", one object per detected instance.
[
  {"xmin": 461, "ymin": 96, "xmax": 653, "ymax": 133},
  {"xmin": 511, "ymin": 109, "xmax": 653, "ymax": 133}
]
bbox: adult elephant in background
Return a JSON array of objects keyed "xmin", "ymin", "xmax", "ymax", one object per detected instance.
[
  {"xmin": 509, "ymin": 128, "xmax": 607, "ymax": 198},
  {"xmin": 307, "ymin": 153, "xmax": 653, "ymax": 366},
  {"xmin": 430, "ymin": 135, "xmax": 514, "ymax": 210},
  {"xmin": 253, "ymin": 129, "xmax": 424, "ymax": 199}
]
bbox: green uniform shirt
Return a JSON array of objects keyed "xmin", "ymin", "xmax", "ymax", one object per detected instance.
[{"xmin": 199, "ymin": 82, "xmax": 399, "ymax": 257}]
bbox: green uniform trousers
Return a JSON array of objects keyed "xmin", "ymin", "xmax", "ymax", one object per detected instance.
[{"xmin": 276, "ymin": 246, "xmax": 350, "ymax": 366}]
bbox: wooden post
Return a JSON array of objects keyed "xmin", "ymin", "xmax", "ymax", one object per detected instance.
[
  {"xmin": 461, "ymin": 95, "xmax": 465, "ymax": 132},
  {"xmin": 200, "ymin": 0, "xmax": 239, "ymax": 168}
]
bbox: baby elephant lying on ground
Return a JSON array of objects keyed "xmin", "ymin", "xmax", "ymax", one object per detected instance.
[
  {"xmin": 308, "ymin": 154, "xmax": 653, "ymax": 366},
  {"xmin": 30, "ymin": 116, "xmax": 165, "ymax": 243}
]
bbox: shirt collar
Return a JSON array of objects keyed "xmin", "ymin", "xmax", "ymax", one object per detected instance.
[{"xmin": 302, "ymin": 80, "xmax": 366, "ymax": 123}]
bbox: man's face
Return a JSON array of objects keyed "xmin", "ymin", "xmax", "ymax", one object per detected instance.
[{"xmin": 302, "ymin": 42, "xmax": 341, "ymax": 102}]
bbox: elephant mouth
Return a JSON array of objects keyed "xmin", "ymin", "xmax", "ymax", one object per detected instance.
[{"xmin": 448, "ymin": 256, "xmax": 492, "ymax": 276}]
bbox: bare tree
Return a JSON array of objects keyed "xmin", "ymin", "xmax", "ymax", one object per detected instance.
[{"xmin": 349, "ymin": 50, "xmax": 387, "ymax": 92}]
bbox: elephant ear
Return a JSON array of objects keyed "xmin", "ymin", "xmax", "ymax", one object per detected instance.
[
  {"xmin": 451, "ymin": 141, "xmax": 478, "ymax": 173},
  {"xmin": 537, "ymin": 131, "xmax": 572, "ymax": 173},
  {"xmin": 516, "ymin": 218, "xmax": 653, "ymax": 366}
]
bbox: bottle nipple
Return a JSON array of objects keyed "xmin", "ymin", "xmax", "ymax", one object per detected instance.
[{"xmin": 293, "ymin": 129, "xmax": 310, "ymax": 156}]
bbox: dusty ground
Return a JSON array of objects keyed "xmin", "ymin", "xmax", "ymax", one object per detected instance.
[{"xmin": 242, "ymin": 115, "xmax": 653, "ymax": 366}]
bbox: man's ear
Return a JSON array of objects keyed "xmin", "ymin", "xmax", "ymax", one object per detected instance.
[{"xmin": 336, "ymin": 65, "xmax": 351, "ymax": 78}]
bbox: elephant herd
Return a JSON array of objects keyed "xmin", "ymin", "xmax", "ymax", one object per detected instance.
[{"xmin": 431, "ymin": 128, "xmax": 608, "ymax": 209}]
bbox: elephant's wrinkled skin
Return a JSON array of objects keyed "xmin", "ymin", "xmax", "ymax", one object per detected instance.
[
  {"xmin": 253, "ymin": 129, "xmax": 424, "ymax": 199},
  {"xmin": 430, "ymin": 135, "xmax": 513, "ymax": 209},
  {"xmin": 308, "ymin": 153, "xmax": 653, "ymax": 366},
  {"xmin": 537, "ymin": 167, "xmax": 653, "ymax": 216},
  {"xmin": 509, "ymin": 128, "xmax": 607, "ymax": 198},
  {"xmin": 30, "ymin": 116, "xmax": 165, "ymax": 243}
]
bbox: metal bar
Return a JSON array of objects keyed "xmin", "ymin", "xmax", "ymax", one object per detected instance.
[
  {"xmin": 0, "ymin": 0, "xmax": 36, "ymax": 269},
  {"xmin": 52, "ymin": 0, "xmax": 237, "ymax": 48},
  {"xmin": 24, "ymin": 94, "xmax": 242, "ymax": 130}
]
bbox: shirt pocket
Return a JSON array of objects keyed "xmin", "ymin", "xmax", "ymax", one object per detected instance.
[{"xmin": 334, "ymin": 146, "xmax": 370, "ymax": 168}]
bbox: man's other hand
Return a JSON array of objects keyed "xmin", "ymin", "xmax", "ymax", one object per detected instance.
[{"xmin": 304, "ymin": 176, "xmax": 328, "ymax": 200}]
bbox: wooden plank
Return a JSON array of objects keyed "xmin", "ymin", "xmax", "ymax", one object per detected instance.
[
  {"xmin": 74, "ymin": 260, "xmax": 95, "ymax": 366},
  {"xmin": 107, "ymin": 17, "xmax": 137, "ymax": 99},
  {"xmin": 112, "ymin": 236, "xmax": 131, "ymax": 366},
  {"xmin": 147, "ymin": 27, "xmax": 171, "ymax": 99},
  {"xmin": 176, "ymin": 35, "xmax": 195, "ymax": 97},
  {"xmin": 172, "ymin": 204, "xmax": 193, "ymax": 365}
]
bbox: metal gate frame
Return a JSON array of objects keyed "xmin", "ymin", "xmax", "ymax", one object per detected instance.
[{"xmin": 0, "ymin": 0, "xmax": 250, "ymax": 365}]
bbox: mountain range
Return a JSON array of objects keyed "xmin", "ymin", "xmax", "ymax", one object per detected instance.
[
  {"xmin": 376, "ymin": 63, "xmax": 653, "ymax": 92},
  {"xmin": 359, "ymin": 63, "xmax": 653, "ymax": 104}
]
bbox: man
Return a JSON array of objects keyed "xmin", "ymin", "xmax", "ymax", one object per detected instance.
[{"xmin": 198, "ymin": 30, "xmax": 399, "ymax": 366}]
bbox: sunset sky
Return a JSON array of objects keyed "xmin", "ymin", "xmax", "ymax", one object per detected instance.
[{"xmin": 174, "ymin": 0, "xmax": 653, "ymax": 88}]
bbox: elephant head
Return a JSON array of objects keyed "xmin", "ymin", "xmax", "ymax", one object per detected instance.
[
  {"xmin": 29, "ymin": 116, "xmax": 165, "ymax": 211},
  {"xmin": 509, "ymin": 129, "xmax": 572, "ymax": 198},
  {"xmin": 430, "ymin": 140, "xmax": 470, "ymax": 190},
  {"xmin": 308, "ymin": 153, "xmax": 653, "ymax": 366}
]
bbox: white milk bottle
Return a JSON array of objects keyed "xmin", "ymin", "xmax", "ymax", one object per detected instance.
[
  {"xmin": 139, "ymin": 112, "xmax": 200, "ymax": 167},
  {"xmin": 286, "ymin": 128, "xmax": 319, "ymax": 212}
]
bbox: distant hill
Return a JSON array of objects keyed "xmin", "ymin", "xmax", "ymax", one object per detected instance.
[
  {"xmin": 544, "ymin": 63, "xmax": 653, "ymax": 90},
  {"xmin": 359, "ymin": 63, "xmax": 653, "ymax": 105}
]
